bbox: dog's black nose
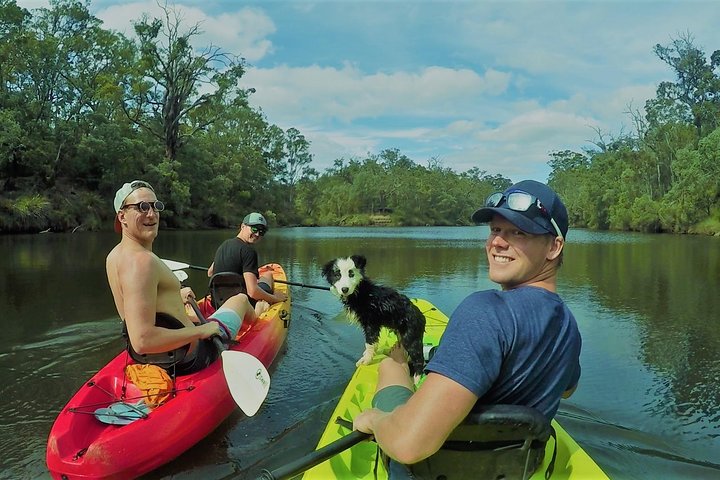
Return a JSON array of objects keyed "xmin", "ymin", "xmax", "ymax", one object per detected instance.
[{"xmin": 342, "ymin": 287, "xmax": 349, "ymax": 293}]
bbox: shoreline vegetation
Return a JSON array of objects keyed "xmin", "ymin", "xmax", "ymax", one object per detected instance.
[{"xmin": 1, "ymin": 2, "xmax": 719, "ymax": 236}]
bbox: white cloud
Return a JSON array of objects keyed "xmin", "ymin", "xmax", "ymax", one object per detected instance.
[
  {"xmin": 241, "ymin": 63, "xmax": 511, "ymax": 124},
  {"xmin": 92, "ymin": 2, "xmax": 275, "ymax": 62}
]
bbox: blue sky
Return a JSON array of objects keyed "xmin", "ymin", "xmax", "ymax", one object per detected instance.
[{"xmin": 18, "ymin": 1, "xmax": 720, "ymax": 182}]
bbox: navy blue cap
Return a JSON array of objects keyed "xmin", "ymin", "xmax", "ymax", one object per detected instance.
[{"xmin": 471, "ymin": 180, "xmax": 568, "ymax": 239}]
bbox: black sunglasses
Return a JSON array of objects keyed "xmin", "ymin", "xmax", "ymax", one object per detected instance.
[
  {"xmin": 250, "ymin": 225, "xmax": 267, "ymax": 236},
  {"xmin": 121, "ymin": 200, "xmax": 165, "ymax": 213}
]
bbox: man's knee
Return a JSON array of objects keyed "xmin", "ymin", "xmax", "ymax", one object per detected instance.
[
  {"xmin": 226, "ymin": 293, "xmax": 250, "ymax": 310},
  {"xmin": 379, "ymin": 356, "xmax": 410, "ymax": 374},
  {"xmin": 379, "ymin": 356, "xmax": 396, "ymax": 372}
]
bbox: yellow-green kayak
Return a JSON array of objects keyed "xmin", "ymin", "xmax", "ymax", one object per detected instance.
[{"xmin": 295, "ymin": 298, "xmax": 609, "ymax": 480}]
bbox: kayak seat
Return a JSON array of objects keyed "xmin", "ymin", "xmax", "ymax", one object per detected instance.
[
  {"xmin": 408, "ymin": 404, "xmax": 554, "ymax": 480},
  {"xmin": 208, "ymin": 272, "xmax": 247, "ymax": 310}
]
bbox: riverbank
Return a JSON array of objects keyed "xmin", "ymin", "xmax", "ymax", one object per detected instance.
[{"xmin": 2, "ymin": 186, "xmax": 719, "ymax": 235}]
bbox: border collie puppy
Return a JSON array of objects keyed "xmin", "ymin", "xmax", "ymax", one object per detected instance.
[{"xmin": 321, "ymin": 254, "xmax": 426, "ymax": 379}]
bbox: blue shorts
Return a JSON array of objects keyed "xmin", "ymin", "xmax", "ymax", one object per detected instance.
[
  {"xmin": 210, "ymin": 307, "xmax": 243, "ymax": 339},
  {"xmin": 372, "ymin": 385, "xmax": 416, "ymax": 480},
  {"xmin": 258, "ymin": 281, "xmax": 273, "ymax": 294},
  {"xmin": 373, "ymin": 385, "xmax": 414, "ymax": 412},
  {"xmin": 247, "ymin": 281, "xmax": 273, "ymax": 307}
]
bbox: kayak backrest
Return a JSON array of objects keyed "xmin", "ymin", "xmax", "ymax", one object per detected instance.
[
  {"xmin": 208, "ymin": 272, "xmax": 246, "ymax": 309},
  {"xmin": 408, "ymin": 404, "xmax": 552, "ymax": 480}
]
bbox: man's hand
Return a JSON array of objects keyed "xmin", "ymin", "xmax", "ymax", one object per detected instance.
[
  {"xmin": 198, "ymin": 322, "xmax": 221, "ymax": 339},
  {"xmin": 180, "ymin": 287, "xmax": 196, "ymax": 304},
  {"xmin": 353, "ymin": 408, "xmax": 385, "ymax": 435},
  {"xmin": 274, "ymin": 291, "xmax": 288, "ymax": 303}
]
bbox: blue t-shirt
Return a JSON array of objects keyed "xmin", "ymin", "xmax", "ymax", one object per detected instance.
[{"xmin": 426, "ymin": 286, "xmax": 581, "ymax": 419}]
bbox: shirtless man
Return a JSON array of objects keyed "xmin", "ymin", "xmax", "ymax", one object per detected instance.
[{"xmin": 106, "ymin": 180, "xmax": 259, "ymax": 375}]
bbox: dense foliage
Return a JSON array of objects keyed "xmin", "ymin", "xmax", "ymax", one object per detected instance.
[
  {"xmin": 1, "ymin": 2, "xmax": 719, "ymax": 234},
  {"xmin": 548, "ymin": 33, "xmax": 720, "ymax": 235}
]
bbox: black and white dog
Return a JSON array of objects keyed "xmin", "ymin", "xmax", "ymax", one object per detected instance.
[{"xmin": 321, "ymin": 254, "xmax": 426, "ymax": 379}]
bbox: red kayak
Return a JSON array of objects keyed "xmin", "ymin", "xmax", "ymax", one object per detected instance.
[{"xmin": 46, "ymin": 263, "xmax": 291, "ymax": 479}]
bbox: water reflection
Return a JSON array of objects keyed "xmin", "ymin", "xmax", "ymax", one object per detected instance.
[{"xmin": 567, "ymin": 233, "xmax": 720, "ymax": 435}]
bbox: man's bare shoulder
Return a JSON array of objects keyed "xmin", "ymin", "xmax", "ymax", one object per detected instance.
[{"xmin": 108, "ymin": 244, "xmax": 158, "ymax": 278}]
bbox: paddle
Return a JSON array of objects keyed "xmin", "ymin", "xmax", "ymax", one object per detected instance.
[
  {"xmin": 163, "ymin": 258, "xmax": 331, "ymax": 291},
  {"xmin": 173, "ymin": 270, "xmax": 271, "ymax": 417},
  {"xmin": 258, "ymin": 427, "xmax": 372, "ymax": 480},
  {"xmin": 275, "ymin": 279, "xmax": 330, "ymax": 291},
  {"xmin": 163, "ymin": 259, "xmax": 208, "ymax": 271}
]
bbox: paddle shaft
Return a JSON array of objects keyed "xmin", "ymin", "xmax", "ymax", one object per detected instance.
[
  {"xmin": 186, "ymin": 297, "xmax": 225, "ymax": 353},
  {"xmin": 163, "ymin": 258, "xmax": 330, "ymax": 291},
  {"xmin": 258, "ymin": 430, "xmax": 371, "ymax": 480},
  {"xmin": 274, "ymin": 279, "xmax": 330, "ymax": 291}
]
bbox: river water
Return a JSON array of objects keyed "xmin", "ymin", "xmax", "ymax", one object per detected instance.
[{"xmin": 1, "ymin": 227, "xmax": 719, "ymax": 479}]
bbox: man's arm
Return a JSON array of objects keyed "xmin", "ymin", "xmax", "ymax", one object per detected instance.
[
  {"xmin": 562, "ymin": 362, "xmax": 581, "ymax": 398},
  {"xmin": 243, "ymin": 271, "xmax": 285, "ymax": 304},
  {"xmin": 353, "ymin": 373, "xmax": 477, "ymax": 465},
  {"xmin": 562, "ymin": 384, "xmax": 578, "ymax": 398},
  {"xmin": 122, "ymin": 253, "xmax": 217, "ymax": 353}
]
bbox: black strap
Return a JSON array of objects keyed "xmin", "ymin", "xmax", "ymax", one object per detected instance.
[
  {"xmin": 545, "ymin": 426, "xmax": 558, "ymax": 480},
  {"xmin": 121, "ymin": 315, "xmax": 189, "ymax": 370}
]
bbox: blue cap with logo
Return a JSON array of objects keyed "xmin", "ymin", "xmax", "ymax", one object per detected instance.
[{"xmin": 471, "ymin": 180, "xmax": 568, "ymax": 239}]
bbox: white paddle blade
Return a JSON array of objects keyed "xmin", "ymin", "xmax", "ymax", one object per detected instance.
[
  {"xmin": 221, "ymin": 350, "xmax": 271, "ymax": 416},
  {"xmin": 173, "ymin": 270, "xmax": 188, "ymax": 282},
  {"xmin": 162, "ymin": 259, "xmax": 189, "ymax": 271}
]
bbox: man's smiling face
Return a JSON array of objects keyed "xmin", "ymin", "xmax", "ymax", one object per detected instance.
[
  {"xmin": 119, "ymin": 188, "xmax": 160, "ymax": 241},
  {"xmin": 485, "ymin": 215, "xmax": 556, "ymax": 289}
]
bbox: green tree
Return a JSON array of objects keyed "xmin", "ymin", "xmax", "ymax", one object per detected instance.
[
  {"xmin": 661, "ymin": 127, "xmax": 720, "ymax": 231},
  {"xmin": 124, "ymin": 4, "xmax": 253, "ymax": 216},
  {"xmin": 651, "ymin": 33, "xmax": 720, "ymax": 140}
]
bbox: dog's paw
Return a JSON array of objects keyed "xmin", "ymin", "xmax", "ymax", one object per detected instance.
[
  {"xmin": 356, "ymin": 354, "xmax": 373, "ymax": 367},
  {"xmin": 356, "ymin": 343, "xmax": 376, "ymax": 367}
]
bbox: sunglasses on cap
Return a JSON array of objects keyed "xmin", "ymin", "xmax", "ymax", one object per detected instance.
[
  {"xmin": 485, "ymin": 191, "xmax": 563, "ymax": 239},
  {"xmin": 130, "ymin": 180, "xmax": 153, "ymax": 191},
  {"xmin": 121, "ymin": 200, "xmax": 165, "ymax": 213},
  {"xmin": 250, "ymin": 225, "xmax": 267, "ymax": 236}
]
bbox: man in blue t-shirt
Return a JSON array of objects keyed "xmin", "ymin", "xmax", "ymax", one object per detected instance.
[{"xmin": 353, "ymin": 180, "xmax": 581, "ymax": 473}]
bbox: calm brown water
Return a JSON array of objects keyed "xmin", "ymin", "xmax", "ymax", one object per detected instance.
[{"xmin": 1, "ymin": 227, "xmax": 719, "ymax": 479}]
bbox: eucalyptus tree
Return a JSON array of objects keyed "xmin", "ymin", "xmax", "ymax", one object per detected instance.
[
  {"xmin": 0, "ymin": 0, "xmax": 29, "ymax": 102},
  {"xmin": 123, "ymin": 3, "xmax": 253, "ymax": 215},
  {"xmin": 265, "ymin": 126, "xmax": 314, "ymax": 215},
  {"xmin": 0, "ymin": 0, "xmax": 31, "ymax": 190},
  {"xmin": 2, "ymin": 0, "xmax": 132, "ymax": 190},
  {"xmin": 650, "ymin": 33, "xmax": 720, "ymax": 140},
  {"xmin": 185, "ymin": 103, "xmax": 275, "ymax": 227},
  {"xmin": 660, "ymin": 127, "xmax": 720, "ymax": 232}
]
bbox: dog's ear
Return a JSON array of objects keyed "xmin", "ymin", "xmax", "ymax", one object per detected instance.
[
  {"xmin": 351, "ymin": 254, "xmax": 367, "ymax": 271},
  {"xmin": 321, "ymin": 260, "xmax": 335, "ymax": 281}
]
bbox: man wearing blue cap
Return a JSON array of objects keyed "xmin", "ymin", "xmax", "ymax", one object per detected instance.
[
  {"xmin": 208, "ymin": 212, "xmax": 287, "ymax": 312},
  {"xmin": 353, "ymin": 180, "xmax": 581, "ymax": 478}
]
